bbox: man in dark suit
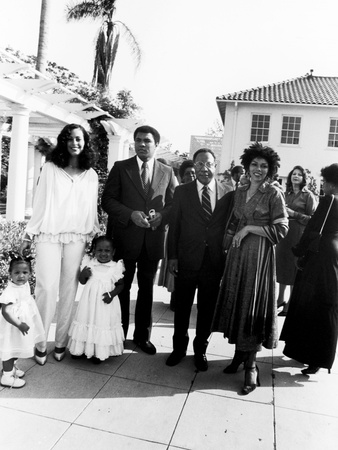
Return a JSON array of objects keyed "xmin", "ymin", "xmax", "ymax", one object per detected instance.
[
  {"xmin": 102, "ymin": 125, "xmax": 177, "ymax": 355},
  {"xmin": 166, "ymin": 148, "xmax": 233, "ymax": 371}
]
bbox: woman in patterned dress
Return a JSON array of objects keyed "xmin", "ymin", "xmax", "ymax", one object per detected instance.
[{"xmin": 212, "ymin": 143, "xmax": 288, "ymax": 394}]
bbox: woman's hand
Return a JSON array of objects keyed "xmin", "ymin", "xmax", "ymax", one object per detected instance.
[
  {"xmin": 19, "ymin": 238, "xmax": 32, "ymax": 256},
  {"xmin": 232, "ymin": 227, "xmax": 249, "ymax": 248},
  {"xmin": 286, "ymin": 207, "xmax": 294, "ymax": 217}
]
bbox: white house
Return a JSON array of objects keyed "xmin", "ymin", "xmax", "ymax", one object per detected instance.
[{"xmin": 216, "ymin": 71, "xmax": 338, "ymax": 187}]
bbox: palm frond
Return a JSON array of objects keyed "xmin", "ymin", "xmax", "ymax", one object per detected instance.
[
  {"xmin": 66, "ymin": 1, "xmax": 107, "ymax": 21},
  {"xmin": 116, "ymin": 20, "xmax": 142, "ymax": 68}
]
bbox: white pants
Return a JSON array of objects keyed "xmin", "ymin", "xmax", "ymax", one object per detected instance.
[{"xmin": 35, "ymin": 240, "xmax": 86, "ymax": 349}]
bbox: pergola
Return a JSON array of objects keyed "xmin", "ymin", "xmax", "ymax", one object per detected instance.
[{"xmin": 0, "ymin": 49, "xmax": 139, "ymax": 220}]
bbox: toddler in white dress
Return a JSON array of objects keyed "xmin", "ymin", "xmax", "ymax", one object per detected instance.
[
  {"xmin": 68, "ymin": 236, "xmax": 125, "ymax": 362},
  {"xmin": 0, "ymin": 255, "xmax": 45, "ymax": 388}
]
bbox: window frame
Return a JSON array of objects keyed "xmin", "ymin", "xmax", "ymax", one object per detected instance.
[
  {"xmin": 250, "ymin": 114, "xmax": 270, "ymax": 142},
  {"xmin": 280, "ymin": 115, "xmax": 302, "ymax": 145},
  {"xmin": 327, "ymin": 118, "xmax": 338, "ymax": 148}
]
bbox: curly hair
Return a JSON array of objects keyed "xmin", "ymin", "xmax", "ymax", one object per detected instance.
[
  {"xmin": 50, "ymin": 124, "xmax": 96, "ymax": 170},
  {"xmin": 240, "ymin": 142, "xmax": 280, "ymax": 178},
  {"xmin": 179, "ymin": 160, "xmax": 195, "ymax": 179},
  {"xmin": 321, "ymin": 163, "xmax": 338, "ymax": 186},
  {"xmin": 285, "ymin": 165, "xmax": 307, "ymax": 192}
]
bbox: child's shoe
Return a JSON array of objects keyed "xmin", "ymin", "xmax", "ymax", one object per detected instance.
[
  {"xmin": 1, "ymin": 370, "xmax": 26, "ymax": 388},
  {"xmin": 14, "ymin": 363, "xmax": 25, "ymax": 378}
]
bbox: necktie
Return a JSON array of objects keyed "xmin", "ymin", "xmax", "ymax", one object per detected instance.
[
  {"xmin": 142, "ymin": 162, "xmax": 150, "ymax": 195},
  {"xmin": 202, "ymin": 186, "xmax": 212, "ymax": 220}
]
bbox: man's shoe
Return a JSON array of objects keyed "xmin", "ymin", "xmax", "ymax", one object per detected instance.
[
  {"xmin": 194, "ymin": 353, "xmax": 208, "ymax": 371},
  {"xmin": 166, "ymin": 351, "xmax": 186, "ymax": 366},
  {"xmin": 53, "ymin": 347, "xmax": 66, "ymax": 362},
  {"xmin": 133, "ymin": 340, "xmax": 156, "ymax": 355}
]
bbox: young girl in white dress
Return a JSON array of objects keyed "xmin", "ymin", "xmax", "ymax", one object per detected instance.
[
  {"xmin": 0, "ymin": 255, "xmax": 45, "ymax": 388},
  {"xmin": 68, "ymin": 236, "xmax": 125, "ymax": 363}
]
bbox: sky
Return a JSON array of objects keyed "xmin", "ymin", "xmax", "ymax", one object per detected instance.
[{"xmin": 1, "ymin": 0, "xmax": 338, "ymax": 152}]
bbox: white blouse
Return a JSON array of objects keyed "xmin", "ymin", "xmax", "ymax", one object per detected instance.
[{"xmin": 26, "ymin": 162, "xmax": 100, "ymax": 243}]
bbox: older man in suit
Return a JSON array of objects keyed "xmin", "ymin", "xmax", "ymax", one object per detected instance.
[
  {"xmin": 166, "ymin": 148, "xmax": 233, "ymax": 371},
  {"xmin": 102, "ymin": 125, "xmax": 177, "ymax": 355}
]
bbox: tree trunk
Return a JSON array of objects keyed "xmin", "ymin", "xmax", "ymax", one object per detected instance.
[{"xmin": 36, "ymin": 0, "xmax": 52, "ymax": 77}]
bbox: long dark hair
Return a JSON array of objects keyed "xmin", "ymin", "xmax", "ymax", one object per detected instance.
[
  {"xmin": 50, "ymin": 124, "xmax": 96, "ymax": 169},
  {"xmin": 286, "ymin": 165, "xmax": 307, "ymax": 192}
]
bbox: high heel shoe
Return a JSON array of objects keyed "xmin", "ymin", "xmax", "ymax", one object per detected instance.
[
  {"xmin": 241, "ymin": 365, "xmax": 260, "ymax": 395},
  {"xmin": 301, "ymin": 366, "xmax": 320, "ymax": 375},
  {"xmin": 223, "ymin": 350, "xmax": 249, "ymax": 374}
]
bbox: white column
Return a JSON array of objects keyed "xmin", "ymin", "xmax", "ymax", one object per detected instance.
[
  {"xmin": 6, "ymin": 107, "xmax": 30, "ymax": 220},
  {"xmin": 25, "ymin": 142, "xmax": 35, "ymax": 217},
  {"xmin": 107, "ymin": 134, "xmax": 124, "ymax": 171}
]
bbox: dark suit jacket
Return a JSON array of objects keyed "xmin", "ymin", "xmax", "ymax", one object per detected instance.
[
  {"xmin": 102, "ymin": 156, "xmax": 177, "ymax": 260},
  {"xmin": 168, "ymin": 180, "xmax": 234, "ymax": 271}
]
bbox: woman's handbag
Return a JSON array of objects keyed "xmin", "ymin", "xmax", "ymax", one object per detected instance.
[{"xmin": 293, "ymin": 194, "xmax": 334, "ymax": 270}]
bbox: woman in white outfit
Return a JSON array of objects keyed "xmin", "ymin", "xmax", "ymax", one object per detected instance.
[{"xmin": 20, "ymin": 124, "xmax": 99, "ymax": 364}]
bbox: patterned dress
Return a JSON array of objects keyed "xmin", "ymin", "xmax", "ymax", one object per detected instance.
[
  {"xmin": 276, "ymin": 187, "xmax": 317, "ymax": 285},
  {"xmin": 212, "ymin": 181, "xmax": 288, "ymax": 351}
]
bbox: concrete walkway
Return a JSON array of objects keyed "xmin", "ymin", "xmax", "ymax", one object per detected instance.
[{"xmin": 0, "ymin": 284, "xmax": 337, "ymax": 450}]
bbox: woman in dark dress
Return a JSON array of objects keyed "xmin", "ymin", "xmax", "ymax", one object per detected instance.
[
  {"xmin": 280, "ymin": 163, "xmax": 338, "ymax": 375},
  {"xmin": 276, "ymin": 166, "xmax": 317, "ymax": 315},
  {"xmin": 212, "ymin": 143, "xmax": 288, "ymax": 394}
]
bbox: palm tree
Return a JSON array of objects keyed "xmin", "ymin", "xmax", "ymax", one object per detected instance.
[
  {"xmin": 36, "ymin": 0, "xmax": 52, "ymax": 76},
  {"xmin": 66, "ymin": 0, "xmax": 141, "ymax": 92}
]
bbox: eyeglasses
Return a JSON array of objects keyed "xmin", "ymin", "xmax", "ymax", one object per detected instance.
[{"xmin": 194, "ymin": 161, "xmax": 216, "ymax": 170}]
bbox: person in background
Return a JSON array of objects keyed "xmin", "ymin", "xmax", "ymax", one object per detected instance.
[
  {"xmin": 0, "ymin": 255, "xmax": 45, "ymax": 388},
  {"xmin": 166, "ymin": 149, "xmax": 233, "ymax": 371},
  {"xmin": 179, "ymin": 159, "xmax": 196, "ymax": 184},
  {"xmin": 231, "ymin": 165, "xmax": 245, "ymax": 190},
  {"xmin": 276, "ymin": 166, "xmax": 317, "ymax": 316},
  {"xmin": 212, "ymin": 142, "xmax": 288, "ymax": 394},
  {"xmin": 20, "ymin": 124, "xmax": 99, "ymax": 365},
  {"xmin": 101, "ymin": 125, "xmax": 177, "ymax": 355},
  {"xmin": 281, "ymin": 163, "xmax": 338, "ymax": 376}
]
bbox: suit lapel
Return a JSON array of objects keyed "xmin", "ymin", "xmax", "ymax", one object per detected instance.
[{"xmin": 126, "ymin": 156, "xmax": 147, "ymax": 198}]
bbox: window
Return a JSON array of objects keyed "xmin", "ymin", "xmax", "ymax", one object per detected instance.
[
  {"xmin": 281, "ymin": 116, "xmax": 301, "ymax": 145},
  {"xmin": 250, "ymin": 114, "xmax": 270, "ymax": 141},
  {"xmin": 328, "ymin": 119, "xmax": 338, "ymax": 147}
]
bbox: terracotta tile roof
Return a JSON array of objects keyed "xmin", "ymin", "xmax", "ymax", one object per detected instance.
[{"xmin": 216, "ymin": 72, "xmax": 338, "ymax": 121}]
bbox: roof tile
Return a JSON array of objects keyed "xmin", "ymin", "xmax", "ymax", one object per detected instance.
[{"xmin": 217, "ymin": 73, "xmax": 338, "ymax": 106}]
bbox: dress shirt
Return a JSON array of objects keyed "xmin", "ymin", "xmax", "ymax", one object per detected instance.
[
  {"xmin": 136, "ymin": 156, "xmax": 154, "ymax": 183},
  {"xmin": 196, "ymin": 179, "xmax": 217, "ymax": 212}
]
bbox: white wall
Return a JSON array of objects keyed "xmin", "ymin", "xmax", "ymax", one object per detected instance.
[{"xmin": 220, "ymin": 101, "xmax": 338, "ymax": 186}]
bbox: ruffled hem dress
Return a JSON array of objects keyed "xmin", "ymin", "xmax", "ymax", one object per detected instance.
[
  {"xmin": 0, "ymin": 282, "xmax": 45, "ymax": 360},
  {"xmin": 68, "ymin": 256, "xmax": 125, "ymax": 360}
]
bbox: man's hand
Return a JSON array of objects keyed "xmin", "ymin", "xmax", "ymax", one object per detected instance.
[
  {"xmin": 131, "ymin": 211, "xmax": 150, "ymax": 228},
  {"xmin": 148, "ymin": 212, "xmax": 162, "ymax": 230},
  {"xmin": 169, "ymin": 259, "xmax": 179, "ymax": 276}
]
